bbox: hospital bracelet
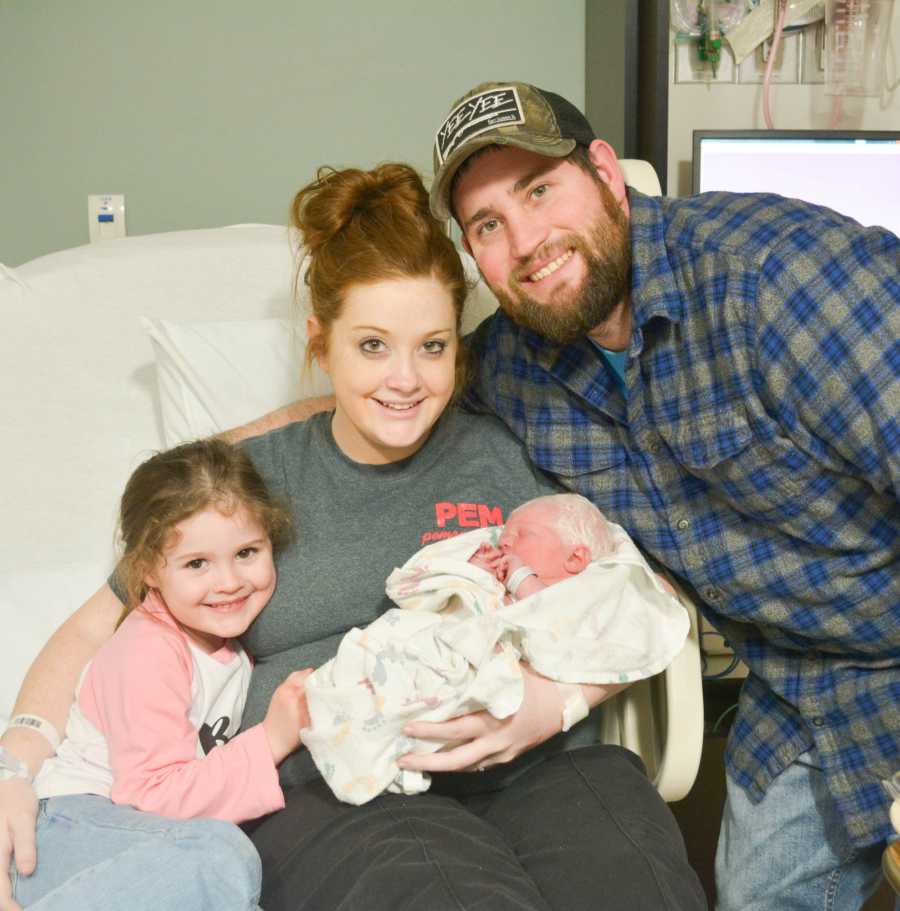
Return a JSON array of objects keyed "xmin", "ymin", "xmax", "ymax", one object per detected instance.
[
  {"xmin": 556, "ymin": 683, "xmax": 590, "ymax": 732},
  {"xmin": 505, "ymin": 565, "xmax": 538, "ymax": 598},
  {"xmin": 7, "ymin": 714, "xmax": 61, "ymax": 752},
  {"xmin": 0, "ymin": 747, "xmax": 33, "ymax": 785}
]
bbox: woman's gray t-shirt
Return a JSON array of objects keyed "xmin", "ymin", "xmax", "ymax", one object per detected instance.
[{"xmin": 240, "ymin": 408, "xmax": 584, "ymax": 788}]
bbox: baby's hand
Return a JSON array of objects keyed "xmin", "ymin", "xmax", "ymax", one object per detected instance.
[
  {"xmin": 468, "ymin": 542, "xmax": 502, "ymax": 575},
  {"xmin": 497, "ymin": 554, "xmax": 545, "ymax": 601},
  {"xmin": 496, "ymin": 552, "xmax": 527, "ymax": 585},
  {"xmin": 263, "ymin": 668, "xmax": 314, "ymax": 765}
]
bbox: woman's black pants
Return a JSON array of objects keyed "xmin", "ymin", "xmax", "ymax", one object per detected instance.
[{"xmin": 248, "ymin": 744, "xmax": 706, "ymax": 911}]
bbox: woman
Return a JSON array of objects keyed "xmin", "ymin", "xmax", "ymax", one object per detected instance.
[{"xmin": 0, "ymin": 163, "xmax": 704, "ymax": 911}]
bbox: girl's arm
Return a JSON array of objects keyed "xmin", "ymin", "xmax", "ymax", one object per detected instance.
[{"xmin": 83, "ymin": 613, "xmax": 289, "ymax": 823}]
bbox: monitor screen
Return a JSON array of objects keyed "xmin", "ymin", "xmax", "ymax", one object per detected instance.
[{"xmin": 692, "ymin": 130, "xmax": 900, "ymax": 237}]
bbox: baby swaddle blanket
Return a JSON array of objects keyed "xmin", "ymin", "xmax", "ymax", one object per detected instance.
[{"xmin": 300, "ymin": 523, "xmax": 689, "ymax": 805}]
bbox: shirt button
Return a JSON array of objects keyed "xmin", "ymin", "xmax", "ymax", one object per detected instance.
[
  {"xmin": 648, "ymin": 440, "xmax": 662, "ymax": 454},
  {"xmin": 812, "ymin": 717, "xmax": 825, "ymax": 727},
  {"xmin": 704, "ymin": 587, "xmax": 722, "ymax": 602},
  {"xmin": 676, "ymin": 518, "xmax": 690, "ymax": 531}
]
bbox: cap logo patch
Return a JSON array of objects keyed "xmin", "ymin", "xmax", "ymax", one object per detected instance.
[{"xmin": 435, "ymin": 86, "xmax": 525, "ymax": 165}]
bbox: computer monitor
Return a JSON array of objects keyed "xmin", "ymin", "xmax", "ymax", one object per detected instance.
[{"xmin": 692, "ymin": 129, "xmax": 900, "ymax": 237}]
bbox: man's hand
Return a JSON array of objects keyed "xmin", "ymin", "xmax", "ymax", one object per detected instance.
[
  {"xmin": 0, "ymin": 777, "xmax": 38, "ymax": 911},
  {"xmin": 396, "ymin": 663, "xmax": 565, "ymax": 773}
]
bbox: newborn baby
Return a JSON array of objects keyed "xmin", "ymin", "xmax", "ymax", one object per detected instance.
[
  {"xmin": 468, "ymin": 494, "xmax": 613, "ymax": 602},
  {"xmin": 300, "ymin": 494, "xmax": 689, "ymax": 805}
]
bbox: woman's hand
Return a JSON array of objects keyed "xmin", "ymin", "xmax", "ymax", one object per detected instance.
[
  {"xmin": 262, "ymin": 669, "xmax": 315, "ymax": 766},
  {"xmin": 0, "ymin": 777, "xmax": 38, "ymax": 911},
  {"xmin": 396, "ymin": 663, "xmax": 566, "ymax": 773}
]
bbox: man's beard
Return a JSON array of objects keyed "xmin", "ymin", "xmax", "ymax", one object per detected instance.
[{"xmin": 490, "ymin": 186, "xmax": 631, "ymax": 346}]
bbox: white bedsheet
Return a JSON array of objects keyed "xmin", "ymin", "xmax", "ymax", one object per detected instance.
[{"xmin": 0, "ymin": 226, "xmax": 295, "ymax": 725}]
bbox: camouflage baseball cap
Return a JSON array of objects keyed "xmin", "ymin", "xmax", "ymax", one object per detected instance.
[{"xmin": 429, "ymin": 81, "xmax": 596, "ymax": 221}]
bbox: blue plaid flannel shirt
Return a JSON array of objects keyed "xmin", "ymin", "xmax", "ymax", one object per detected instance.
[{"xmin": 464, "ymin": 189, "xmax": 900, "ymax": 847}]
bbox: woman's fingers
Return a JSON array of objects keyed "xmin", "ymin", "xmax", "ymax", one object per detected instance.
[
  {"xmin": 0, "ymin": 829, "xmax": 18, "ymax": 911},
  {"xmin": 398, "ymin": 712, "xmax": 501, "ymax": 772},
  {"xmin": 397, "ymin": 739, "xmax": 494, "ymax": 774},
  {"xmin": 0, "ymin": 870, "xmax": 24, "ymax": 911},
  {"xmin": 403, "ymin": 711, "xmax": 497, "ymax": 743},
  {"xmin": 4, "ymin": 782, "xmax": 37, "ymax": 876},
  {"xmin": 398, "ymin": 665, "xmax": 568, "ymax": 775},
  {"xmin": 0, "ymin": 778, "xmax": 38, "ymax": 911}
]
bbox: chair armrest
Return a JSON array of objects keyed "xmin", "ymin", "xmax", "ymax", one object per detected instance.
[
  {"xmin": 595, "ymin": 575, "xmax": 704, "ymax": 802},
  {"xmin": 618, "ymin": 159, "xmax": 663, "ymax": 196},
  {"xmin": 652, "ymin": 579, "xmax": 704, "ymax": 801}
]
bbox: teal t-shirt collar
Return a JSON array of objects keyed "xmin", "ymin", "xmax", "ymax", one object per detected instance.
[{"xmin": 590, "ymin": 339, "xmax": 628, "ymax": 391}]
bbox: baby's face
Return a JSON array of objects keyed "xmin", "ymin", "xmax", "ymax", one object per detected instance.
[{"xmin": 498, "ymin": 501, "xmax": 572, "ymax": 584}]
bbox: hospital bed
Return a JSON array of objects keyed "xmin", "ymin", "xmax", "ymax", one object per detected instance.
[{"xmin": 0, "ymin": 160, "xmax": 704, "ymax": 803}]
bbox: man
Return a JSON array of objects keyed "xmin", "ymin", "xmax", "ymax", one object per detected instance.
[{"xmin": 421, "ymin": 80, "xmax": 899, "ymax": 911}]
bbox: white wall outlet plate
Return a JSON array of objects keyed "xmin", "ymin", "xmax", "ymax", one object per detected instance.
[{"xmin": 87, "ymin": 194, "xmax": 126, "ymax": 243}]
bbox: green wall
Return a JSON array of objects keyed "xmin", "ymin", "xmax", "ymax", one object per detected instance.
[
  {"xmin": 0, "ymin": 1, "xmax": 585, "ymax": 266},
  {"xmin": 585, "ymin": 0, "xmax": 629, "ymax": 158}
]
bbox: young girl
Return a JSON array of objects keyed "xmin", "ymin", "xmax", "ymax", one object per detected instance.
[{"xmin": 11, "ymin": 438, "xmax": 311, "ymax": 911}]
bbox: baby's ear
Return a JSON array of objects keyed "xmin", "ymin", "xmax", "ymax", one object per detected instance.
[{"xmin": 564, "ymin": 545, "xmax": 592, "ymax": 575}]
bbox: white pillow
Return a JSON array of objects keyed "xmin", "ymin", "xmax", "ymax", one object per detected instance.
[
  {"xmin": 461, "ymin": 268, "xmax": 501, "ymax": 334},
  {"xmin": 143, "ymin": 317, "xmax": 334, "ymax": 444},
  {"xmin": 142, "ymin": 263, "xmax": 500, "ymax": 444}
]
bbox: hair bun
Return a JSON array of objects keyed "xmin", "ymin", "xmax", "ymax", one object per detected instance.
[
  {"xmin": 287, "ymin": 161, "xmax": 466, "ymax": 381},
  {"xmin": 292, "ymin": 163, "xmax": 430, "ymax": 255}
]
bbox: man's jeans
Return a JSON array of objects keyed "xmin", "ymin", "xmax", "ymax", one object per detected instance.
[
  {"xmin": 716, "ymin": 749, "xmax": 891, "ymax": 911},
  {"xmin": 12, "ymin": 794, "xmax": 262, "ymax": 910}
]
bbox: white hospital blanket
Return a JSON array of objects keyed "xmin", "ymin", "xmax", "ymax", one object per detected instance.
[{"xmin": 300, "ymin": 524, "xmax": 689, "ymax": 805}]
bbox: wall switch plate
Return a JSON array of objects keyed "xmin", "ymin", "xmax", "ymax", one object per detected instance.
[{"xmin": 87, "ymin": 194, "xmax": 126, "ymax": 242}]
